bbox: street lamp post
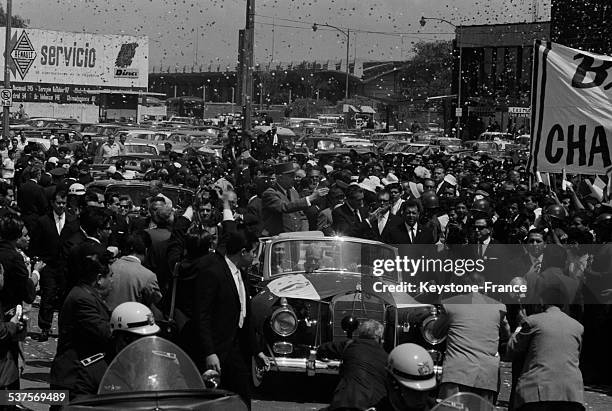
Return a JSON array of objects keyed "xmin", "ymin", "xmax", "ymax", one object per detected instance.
[
  {"xmin": 312, "ymin": 23, "xmax": 350, "ymax": 102},
  {"xmin": 3, "ymin": 0, "xmax": 12, "ymax": 140},
  {"xmin": 420, "ymin": 16, "xmax": 461, "ymax": 139}
]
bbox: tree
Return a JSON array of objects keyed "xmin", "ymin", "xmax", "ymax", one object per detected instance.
[
  {"xmin": 288, "ymin": 98, "xmax": 333, "ymax": 118},
  {"xmin": 0, "ymin": 5, "xmax": 28, "ymax": 28},
  {"xmin": 399, "ymin": 40, "xmax": 453, "ymax": 104}
]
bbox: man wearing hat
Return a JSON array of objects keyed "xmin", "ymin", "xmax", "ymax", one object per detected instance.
[
  {"xmin": 45, "ymin": 167, "xmax": 67, "ymax": 202},
  {"xmin": 261, "ymin": 162, "xmax": 328, "ymax": 236}
]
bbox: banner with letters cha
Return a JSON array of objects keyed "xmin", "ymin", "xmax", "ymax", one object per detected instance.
[{"xmin": 529, "ymin": 41, "xmax": 612, "ymax": 175}]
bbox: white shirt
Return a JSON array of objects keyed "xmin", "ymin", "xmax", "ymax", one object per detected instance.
[
  {"xmin": 479, "ymin": 236, "xmax": 491, "ymax": 256},
  {"xmin": 2, "ymin": 158, "xmax": 14, "ymax": 179},
  {"xmin": 378, "ymin": 211, "xmax": 390, "ymax": 233},
  {"xmin": 405, "ymin": 222, "xmax": 418, "ymax": 242},
  {"xmin": 53, "ymin": 211, "xmax": 65, "ymax": 235},
  {"xmin": 391, "ymin": 198, "xmax": 404, "ymax": 215},
  {"xmin": 225, "ymin": 256, "xmax": 246, "ymax": 328}
]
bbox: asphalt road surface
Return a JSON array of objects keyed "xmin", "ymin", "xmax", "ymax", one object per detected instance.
[{"xmin": 18, "ymin": 301, "xmax": 612, "ymax": 411}]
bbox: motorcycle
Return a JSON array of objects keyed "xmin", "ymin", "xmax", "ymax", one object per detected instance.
[
  {"xmin": 432, "ymin": 392, "xmax": 496, "ymax": 411},
  {"xmin": 65, "ymin": 336, "xmax": 247, "ymax": 410}
]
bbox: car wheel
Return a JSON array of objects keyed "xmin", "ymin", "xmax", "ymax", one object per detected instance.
[{"xmin": 251, "ymin": 356, "xmax": 265, "ymax": 388}]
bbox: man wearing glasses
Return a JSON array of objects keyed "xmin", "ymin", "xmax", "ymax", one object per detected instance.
[
  {"xmin": 370, "ymin": 190, "xmax": 399, "ymax": 244},
  {"xmin": 386, "ymin": 183, "xmax": 404, "ymax": 216}
]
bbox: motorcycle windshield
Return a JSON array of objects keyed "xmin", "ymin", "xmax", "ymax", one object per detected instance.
[
  {"xmin": 98, "ymin": 336, "xmax": 205, "ymax": 394},
  {"xmin": 432, "ymin": 392, "xmax": 496, "ymax": 411}
]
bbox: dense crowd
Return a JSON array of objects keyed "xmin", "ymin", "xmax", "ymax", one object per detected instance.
[{"xmin": 0, "ymin": 126, "xmax": 609, "ymax": 410}]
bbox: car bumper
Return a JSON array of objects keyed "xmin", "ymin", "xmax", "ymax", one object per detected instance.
[{"xmin": 270, "ymin": 357, "xmax": 341, "ymax": 375}]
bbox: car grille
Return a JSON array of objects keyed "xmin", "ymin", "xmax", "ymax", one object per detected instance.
[{"xmin": 332, "ymin": 293, "xmax": 386, "ymax": 341}]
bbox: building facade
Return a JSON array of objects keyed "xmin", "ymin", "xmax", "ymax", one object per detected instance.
[{"xmin": 454, "ymin": 22, "xmax": 551, "ymax": 139}]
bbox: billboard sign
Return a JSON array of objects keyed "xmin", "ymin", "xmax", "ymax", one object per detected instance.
[
  {"xmin": 529, "ymin": 41, "xmax": 612, "ymax": 175},
  {"xmin": 1, "ymin": 28, "xmax": 148, "ymax": 89}
]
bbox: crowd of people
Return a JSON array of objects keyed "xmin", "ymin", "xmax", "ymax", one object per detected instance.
[{"xmin": 0, "ymin": 125, "xmax": 608, "ymax": 410}]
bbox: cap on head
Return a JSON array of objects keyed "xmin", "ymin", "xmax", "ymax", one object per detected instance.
[{"xmin": 274, "ymin": 162, "xmax": 295, "ymax": 175}]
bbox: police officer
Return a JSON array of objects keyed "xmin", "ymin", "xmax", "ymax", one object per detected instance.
[
  {"xmin": 72, "ymin": 302, "xmax": 160, "ymax": 399},
  {"xmin": 370, "ymin": 343, "xmax": 437, "ymax": 411}
]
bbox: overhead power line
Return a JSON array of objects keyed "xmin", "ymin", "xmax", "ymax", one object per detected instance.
[{"xmin": 254, "ymin": 14, "xmax": 454, "ymax": 37}]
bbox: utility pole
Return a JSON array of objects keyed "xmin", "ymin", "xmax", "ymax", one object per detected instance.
[
  {"xmin": 270, "ymin": 17, "xmax": 275, "ymax": 66},
  {"xmin": 3, "ymin": 0, "xmax": 11, "ymax": 140},
  {"xmin": 202, "ymin": 83, "xmax": 206, "ymax": 119},
  {"xmin": 241, "ymin": 0, "xmax": 255, "ymax": 132}
]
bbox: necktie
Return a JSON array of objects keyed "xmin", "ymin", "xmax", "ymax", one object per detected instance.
[
  {"xmin": 236, "ymin": 270, "xmax": 246, "ymax": 328},
  {"xmin": 409, "ymin": 226, "xmax": 416, "ymax": 243},
  {"xmin": 354, "ymin": 209, "xmax": 361, "ymax": 223},
  {"xmin": 478, "ymin": 242, "xmax": 484, "ymax": 258},
  {"xmin": 532, "ymin": 259, "xmax": 542, "ymax": 274},
  {"xmin": 56, "ymin": 215, "xmax": 63, "ymax": 234}
]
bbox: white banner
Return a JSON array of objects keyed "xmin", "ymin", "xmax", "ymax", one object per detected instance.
[
  {"xmin": 0, "ymin": 28, "xmax": 148, "ymax": 89},
  {"xmin": 529, "ymin": 41, "xmax": 612, "ymax": 174}
]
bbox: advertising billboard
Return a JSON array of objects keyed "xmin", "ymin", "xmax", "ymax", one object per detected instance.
[{"xmin": 1, "ymin": 28, "xmax": 148, "ymax": 90}]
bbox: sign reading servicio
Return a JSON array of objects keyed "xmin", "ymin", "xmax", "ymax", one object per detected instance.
[{"xmin": 2, "ymin": 29, "xmax": 148, "ymax": 89}]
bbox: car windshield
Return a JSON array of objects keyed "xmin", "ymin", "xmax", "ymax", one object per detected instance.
[
  {"xmin": 125, "ymin": 144, "xmax": 157, "ymax": 155},
  {"xmin": 98, "ymin": 336, "xmax": 204, "ymax": 394},
  {"xmin": 314, "ymin": 140, "xmax": 336, "ymax": 150},
  {"xmin": 106, "ymin": 185, "xmax": 193, "ymax": 209},
  {"xmin": 269, "ymin": 239, "xmax": 397, "ymax": 281}
]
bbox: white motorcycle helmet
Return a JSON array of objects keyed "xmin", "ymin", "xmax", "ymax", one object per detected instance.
[
  {"xmin": 110, "ymin": 302, "xmax": 160, "ymax": 336},
  {"xmin": 387, "ymin": 343, "xmax": 436, "ymax": 391},
  {"xmin": 68, "ymin": 182, "xmax": 86, "ymax": 196}
]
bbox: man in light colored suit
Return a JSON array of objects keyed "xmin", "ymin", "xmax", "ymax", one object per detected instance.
[
  {"xmin": 105, "ymin": 231, "xmax": 162, "ymax": 312},
  {"xmin": 434, "ymin": 273, "xmax": 510, "ymax": 405},
  {"xmin": 507, "ymin": 285, "xmax": 584, "ymax": 411},
  {"xmin": 262, "ymin": 162, "xmax": 328, "ymax": 236}
]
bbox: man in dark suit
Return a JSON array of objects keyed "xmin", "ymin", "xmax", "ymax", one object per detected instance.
[
  {"xmin": 193, "ymin": 228, "xmax": 269, "ymax": 407},
  {"xmin": 332, "ymin": 185, "xmax": 382, "ymax": 239},
  {"xmin": 30, "ymin": 189, "xmax": 79, "ymax": 341},
  {"xmin": 261, "ymin": 162, "xmax": 328, "ymax": 236},
  {"xmin": 316, "ymin": 320, "xmax": 388, "ymax": 410},
  {"xmin": 17, "ymin": 165, "xmax": 48, "ymax": 232},
  {"xmin": 470, "ymin": 217, "xmax": 514, "ymax": 285},
  {"xmin": 385, "ymin": 199, "xmax": 437, "ymax": 245},
  {"xmin": 63, "ymin": 207, "xmax": 112, "ymax": 292},
  {"xmin": 244, "ymin": 178, "xmax": 270, "ymax": 237},
  {"xmin": 370, "ymin": 189, "xmax": 402, "ymax": 243},
  {"xmin": 50, "ymin": 245, "xmax": 113, "ymax": 402}
]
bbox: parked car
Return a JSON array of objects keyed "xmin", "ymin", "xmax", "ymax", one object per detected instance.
[
  {"xmin": 81, "ymin": 123, "xmax": 123, "ymax": 138},
  {"xmin": 249, "ymin": 232, "xmax": 445, "ymax": 386}
]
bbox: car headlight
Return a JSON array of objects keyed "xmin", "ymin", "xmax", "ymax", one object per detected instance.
[
  {"xmin": 270, "ymin": 299, "xmax": 298, "ymax": 337},
  {"xmin": 420, "ymin": 314, "xmax": 446, "ymax": 345}
]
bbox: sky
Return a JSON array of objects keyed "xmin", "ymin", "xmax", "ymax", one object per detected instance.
[{"xmin": 16, "ymin": 0, "xmax": 551, "ymax": 69}]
